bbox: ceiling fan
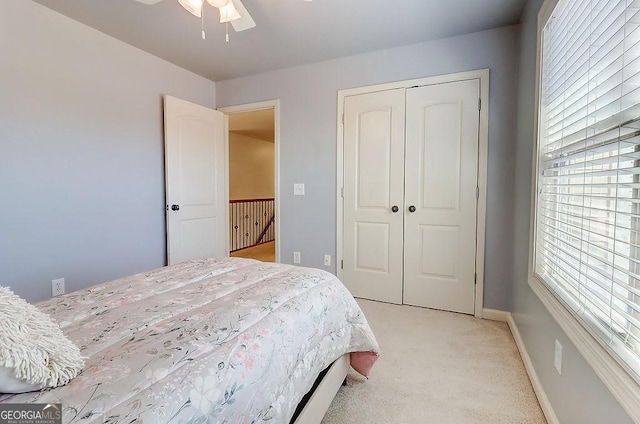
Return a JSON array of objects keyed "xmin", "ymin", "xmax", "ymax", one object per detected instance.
[{"xmin": 133, "ymin": 0, "xmax": 312, "ymax": 36}]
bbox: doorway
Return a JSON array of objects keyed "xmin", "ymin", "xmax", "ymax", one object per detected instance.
[{"xmin": 220, "ymin": 101, "xmax": 280, "ymax": 263}]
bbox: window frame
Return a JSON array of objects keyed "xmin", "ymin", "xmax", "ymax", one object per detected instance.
[{"xmin": 529, "ymin": 0, "xmax": 640, "ymax": 420}]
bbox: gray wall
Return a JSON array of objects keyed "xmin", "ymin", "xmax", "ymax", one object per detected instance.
[
  {"xmin": 0, "ymin": 0, "xmax": 216, "ymax": 302},
  {"xmin": 511, "ymin": 0, "xmax": 633, "ymax": 422},
  {"xmin": 216, "ymin": 26, "xmax": 520, "ymax": 310}
]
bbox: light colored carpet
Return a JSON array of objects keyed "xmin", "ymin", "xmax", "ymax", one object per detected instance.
[
  {"xmin": 322, "ymin": 299, "xmax": 547, "ymax": 424},
  {"xmin": 230, "ymin": 241, "xmax": 275, "ymax": 262}
]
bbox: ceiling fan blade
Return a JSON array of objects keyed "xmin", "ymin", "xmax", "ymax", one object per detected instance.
[
  {"xmin": 229, "ymin": 0, "xmax": 256, "ymax": 32},
  {"xmin": 131, "ymin": 0, "xmax": 164, "ymax": 4}
]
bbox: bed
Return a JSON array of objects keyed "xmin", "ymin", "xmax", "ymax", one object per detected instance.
[{"xmin": 0, "ymin": 257, "xmax": 379, "ymax": 423}]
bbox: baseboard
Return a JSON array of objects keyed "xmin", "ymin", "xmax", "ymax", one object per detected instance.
[
  {"xmin": 482, "ymin": 308, "xmax": 510, "ymax": 322},
  {"xmin": 482, "ymin": 308, "xmax": 559, "ymax": 422},
  {"xmin": 506, "ymin": 313, "xmax": 560, "ymax": 424}
]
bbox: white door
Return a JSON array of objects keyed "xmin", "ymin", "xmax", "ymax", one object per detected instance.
[
  {"xmin": 340, "ymin": 79, "xmax": 480, "ymax": 313},
  {"xmin": 342, "ymin": 89, "xmax": 405, "ymax": 304},
  {"xmin": 164, "ymin": 95, "xmax": 228, "ymax": 264},
  {"xmin": 403, "ymin": 80, "xmax": 480, "ymax": 313}
]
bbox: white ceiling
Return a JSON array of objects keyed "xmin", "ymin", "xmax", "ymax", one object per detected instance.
[{"xmin": 32, "ymin": 0, "xmax": 526, "ymax": 82}]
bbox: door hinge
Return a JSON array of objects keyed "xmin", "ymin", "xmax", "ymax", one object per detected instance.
[
  {"xmin": 341, "ymin": 114, "xmax": 344, "ymax": 124},
  {"xmin": 478, "ymin": 98, "xmax": 481, "ymax": 110},
  {"xmin": 474, "ymin": 273, "xmax": 477, "ymax": 284},
  {"xmin": 476, "ymin": 186, "xmax": 479, "ymax": 199},
  {"xmin": 341, "ymin": 187, "xmax": 344, "ymax": 198},
  {"xmin": 341, "ymin": 260, "xmax": 344, "ymax": 269}
]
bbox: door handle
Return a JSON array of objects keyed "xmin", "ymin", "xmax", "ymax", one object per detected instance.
[
  {"xmin": 391, "ymin": 205, "xmax": 399, "ymax": 213},
  {"xmin": 408, "ymin": 205, "xmax": 416, "ymax": 213},
  {"xmin": 171, "ymin": 204, "xmax": 180, "ymax": 211}
]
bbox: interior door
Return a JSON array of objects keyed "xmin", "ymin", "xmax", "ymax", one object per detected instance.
[
  {"xmin": 403, "ymin": 79, "xmax": 480, "ymax": 314},
  {"xmin": 342, "ymin": 89, "xmax": 405, "ymax": 304},
  {"xmin": 164, "ymin": 95, "xmax": 228, "ymax": 264}
]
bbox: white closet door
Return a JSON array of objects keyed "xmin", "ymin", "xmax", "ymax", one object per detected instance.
[
  {"xmin": 164, "ymin": 95, "xmax": 228, "ymax": 265},
  {"xmin": 342, "ymin": 89, "xmax": 405, "ymax": 304},
  {"xmin": 403, "ymin": 80, "xmax": 480, "ymax": 314}
]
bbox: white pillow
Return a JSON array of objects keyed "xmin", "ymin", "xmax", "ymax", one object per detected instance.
[
  {"xmin": 0, "ymin": 286, "xmax": 84, "ymax": 393},
  {"xmin": 0, "ymin": 366, "xmax": 43, "ymax": 393}
]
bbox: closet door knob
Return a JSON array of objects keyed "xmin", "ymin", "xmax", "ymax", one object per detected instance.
[
  {"xmin": 171, "ymin": 204, "xmax": 180, "ymax": 211},
  {"xmin": 391, "ymin": 205, "xmax": 399, "ymax": 213},
  {"xmin": 408, "ymin": 205, "xmax": 416, "ymax": 213}
]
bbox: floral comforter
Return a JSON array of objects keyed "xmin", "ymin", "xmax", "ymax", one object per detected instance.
[{"xmin": 0, "ymin": 257, "xmax": 379, "ymax": 423}]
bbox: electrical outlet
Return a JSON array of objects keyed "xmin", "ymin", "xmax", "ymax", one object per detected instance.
[
  {"xmin": 554, "ymin": 339, "xmax": 563, "ymax": 375},
  {"xmin": 293, "ymin": 251, "xmax": 301, "ymax": 264},
  {"xmin": 324, "ymin": 255, "xmax": 331, "ymax": 266},
  {"xmin": 52, "ymin": 278, "xmax": 65, "ymax": 297}
]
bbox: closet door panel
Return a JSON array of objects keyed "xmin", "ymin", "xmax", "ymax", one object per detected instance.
[
  {"xmin": 342, "ymin": 89, "xmax": 405, "ymax": 304},
  {"xmin": 403, "ymin": 79, "xmax": 480, "ymax": 314},
  {"xmin": 420, "ymin": 225, "xmax": 459, "ymax": 278},
  {"xmin": 421, "ymin": 102, "xmax": 461, "ymax": 211}
]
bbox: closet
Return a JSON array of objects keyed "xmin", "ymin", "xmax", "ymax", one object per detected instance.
[{"xmin": 339, "ymin": 77, "xmax": 482, "ymax": 315}]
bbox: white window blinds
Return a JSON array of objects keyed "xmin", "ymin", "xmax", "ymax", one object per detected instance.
[{"xmin": 535, "ymin": 0, "xmax": 640, "ymax": 380}]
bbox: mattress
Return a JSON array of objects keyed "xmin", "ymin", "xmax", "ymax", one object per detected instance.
[{"xmin": 0, "ymin": 257, "xmax": 379, "ymax": 423}]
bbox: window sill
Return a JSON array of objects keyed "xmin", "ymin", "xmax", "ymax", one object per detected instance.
[{"xmin": 527, "ymin": 276, "xmax": 640, "ymax": 422}]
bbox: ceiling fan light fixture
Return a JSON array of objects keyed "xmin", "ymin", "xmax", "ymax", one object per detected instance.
[
  {"xmin": 206, "ymin": 0, "xmax": 229, "ymax": 7},
  {"xmin": 218, "ymin": 1, "xmax": 241, "ymax": 23},
  {"xmin": 177, "ymin": 0, "xmax": 203, "ymax": 17}
]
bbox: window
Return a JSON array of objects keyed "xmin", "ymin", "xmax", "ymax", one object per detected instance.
[{"xmin": 535, "ymin": 0, "xmax": 640, "ymax": 381}]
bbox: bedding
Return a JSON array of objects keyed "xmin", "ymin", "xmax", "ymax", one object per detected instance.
[{"xmin": 0, "ymin": 257, "xmax": 379, "ymax": 423}]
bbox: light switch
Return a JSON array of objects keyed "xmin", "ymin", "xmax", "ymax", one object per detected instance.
[{"xmin": 294, "ymin": 183, "xmax": 305, "ymax": 196}]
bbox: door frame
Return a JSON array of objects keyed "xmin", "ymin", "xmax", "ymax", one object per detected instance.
[
  {"xmin": 336, "ymin": 69, "xmax": 489, "ymax": 318},
  {"xmin": 218, "ymin": 99, "xmax": 281, "ymax": 263}
]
